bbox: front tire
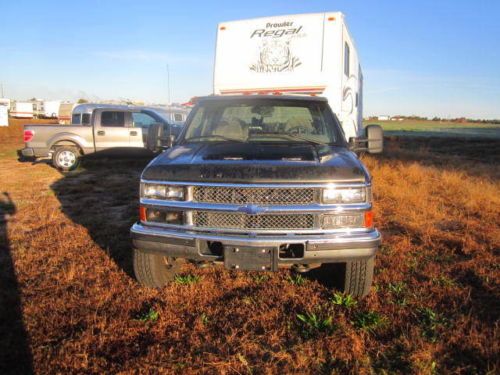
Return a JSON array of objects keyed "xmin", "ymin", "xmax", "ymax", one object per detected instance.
[
  {"xmin": 341, "ymin": 256, "xmax": 375, "ymax": 297},
  {"xmin": 133, "ymin": 248, "xmax": 182, "ymax": 288},
  {"xmin": 52, "ymin": 146, "xmax": 80, "ymax": 171}
]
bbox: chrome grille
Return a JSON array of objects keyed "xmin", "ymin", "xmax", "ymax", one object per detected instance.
[
  {"xmin": 192, "ymin": 186, "xmax": 317, "ymax": 205},
  {"xmin": 193, "ymin": 211, "xmax": 315, "ymax": 230}
]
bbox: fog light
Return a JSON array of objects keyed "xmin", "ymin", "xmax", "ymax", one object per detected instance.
[
  {"xmin": 142, "ymin": 208, "xmax": 184, "ymax": 225},
  {"xmin": 146, "ymin": 209, "xmax": 166, "ymax": 222},
  {"xmin": 165, "ymin": 211, "xmax": 183, "ymax": 225},
  {"xmin": 322, "ymin": 213, "xmax": 364, "ymax": 229}
]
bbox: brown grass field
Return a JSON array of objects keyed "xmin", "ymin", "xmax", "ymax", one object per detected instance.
[{"xmin": 0, "ymin": 119, "xmax": 499, "ymax": 374}]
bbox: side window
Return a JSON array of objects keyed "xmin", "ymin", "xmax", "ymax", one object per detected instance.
[
  {"xmin": 82, "ymin": 113, "xmax": 91, "ymax": 125},
  {"xmin": 72, "ymin": 113, "xmax": 81, "ymax": 124},
  {"xmin": 101, "ymin": 111, "xmax": 125, "ymax": 127},
  {"xmin": 132, "ymin": 112, "xmax": 158, "ymax": 128},
  {"xmin": 174, "ymin": 113, "xmax": 183, "ymax": 122},
  {"xmin": 344, "ymin": 42, "xmax": 350, "ymax": 76}
]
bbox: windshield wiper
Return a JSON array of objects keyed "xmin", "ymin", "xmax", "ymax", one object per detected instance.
[
  {"xmin": 184, "ymin": 135, "xmax": 245, "ymax": 143},
  {"xmin": 250, "ymin": 132, "xmax": 327, "ymax": 146}
]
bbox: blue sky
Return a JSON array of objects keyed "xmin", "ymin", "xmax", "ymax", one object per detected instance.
[{"xmin": 1, "ymin": 0, "xmax": 499, "ymax": 118}]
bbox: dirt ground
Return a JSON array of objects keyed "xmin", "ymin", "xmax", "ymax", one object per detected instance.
[{"xmin": 0, "ymin": 120, "xmax": 499, "ymax": 374}]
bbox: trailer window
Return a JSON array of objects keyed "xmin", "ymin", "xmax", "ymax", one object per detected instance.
[
  {"xmin": 101, "ymin": 111, "xmax": 125, "ymax": 127},
  {"xmin": 344, "ymin": 42, "xmax": 350, "ymax": 76}
]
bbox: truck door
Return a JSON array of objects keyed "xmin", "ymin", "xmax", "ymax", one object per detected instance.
[{"xmin": 94, "ymin": 110, "xmax": 133, "ymax": 151}]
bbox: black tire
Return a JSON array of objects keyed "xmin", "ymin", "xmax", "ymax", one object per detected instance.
[
  {"xmin": 342, "ymin": 256, "xmax": 375, "ymax": 297},
  {"xmin": 52, "ymin": 146, "xmax": 80, "ymax": 171},
  {"xmin": 133, "ymin": 248, "xmax": 182, "ymax": 288}
]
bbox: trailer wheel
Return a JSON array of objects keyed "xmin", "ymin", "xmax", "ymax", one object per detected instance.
[
  {"xmin": 340, "ymin": 256, "xmax": 375, "ymax": 297},
  {"xmin": 133, "ymin": 248, "xmax": 182, "ymax": 288},
  {"xmin": 52, "ymin": 146, "xmax": 80, "ymax": 171}
]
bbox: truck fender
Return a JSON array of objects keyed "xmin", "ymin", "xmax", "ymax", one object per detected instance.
[{"xmin": 48, "ymin": 133, "xmax": 88, "ymax": 154}]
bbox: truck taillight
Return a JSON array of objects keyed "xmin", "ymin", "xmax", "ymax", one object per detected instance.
[{"xmin": 24, "ymin": 130, "xmax": 35, "ymax": 142}]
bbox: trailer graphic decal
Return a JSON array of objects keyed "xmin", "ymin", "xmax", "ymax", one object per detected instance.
[{"xmin": 250, "ymin": 40, "xmax": 302, "ymax": 73}]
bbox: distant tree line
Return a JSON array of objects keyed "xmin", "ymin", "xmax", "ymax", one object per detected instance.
[{"xmin": 366, "ymin": 115, "xmax": 500, "ymax": 124}]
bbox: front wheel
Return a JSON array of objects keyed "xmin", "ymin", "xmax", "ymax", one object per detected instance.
[
  {"xmin": 52, "ymin": 146, "xmax": 80, "ymax": 171},
  {"xmin": 133, "ymin": 248, "xmax": 182, "ymax": 288},
  {"xmin": 340, "ymin": 257, "xmax": 375, "ymax": 297}
]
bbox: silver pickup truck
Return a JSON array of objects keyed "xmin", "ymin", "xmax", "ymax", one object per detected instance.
[
  {"xmin": 131, "ymin": 95, "xmax": 383, "ymax": 297},
  {"xmin": 19, "ymin": 105, "xmax": 185, "ymax": 171}
]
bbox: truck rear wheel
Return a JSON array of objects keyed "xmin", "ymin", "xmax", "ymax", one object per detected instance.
[
  {"xmin": 133, "ymin": 248, "xmax": 182, "ymax": 288},
  {"xmin": 52, "ymin": 146, "xmax": 80, "ymax": 171},
  {"xmin": 341, "ymin": 256, "xmax": 374, "ymax": 297}
]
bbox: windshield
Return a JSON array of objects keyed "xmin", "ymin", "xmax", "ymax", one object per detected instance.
[{"xmin": 181, "ymin": 99, "xmax": 343, "ymax": 145}]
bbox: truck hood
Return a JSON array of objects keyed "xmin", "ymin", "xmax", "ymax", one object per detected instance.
[{"xmin": 142, "ymin": 142, "xmax": 369, "ymax": 183}]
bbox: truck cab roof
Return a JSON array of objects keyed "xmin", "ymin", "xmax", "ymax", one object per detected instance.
[{"xmin": 194, "ymin": 94, "xmax": 328, "ymax": 103}]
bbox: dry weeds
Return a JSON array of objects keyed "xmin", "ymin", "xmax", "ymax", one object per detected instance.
[{"xmin": 0, "ymin": 122, "xmax": 498, "ymax": 374}]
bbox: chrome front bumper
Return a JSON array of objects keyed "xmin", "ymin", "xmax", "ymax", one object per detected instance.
[{"xmin": 130, "ymin": 222, "xmax": 381, "ymax": 265}]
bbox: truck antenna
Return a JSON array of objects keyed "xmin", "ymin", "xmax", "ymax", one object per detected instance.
[{"xmin": 166, "ymin": 64, "xmax": 171, "ymax": 106}]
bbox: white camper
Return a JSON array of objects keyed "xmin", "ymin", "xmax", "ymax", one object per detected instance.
[
  {"xmin": 0, "ymin": 99, "xmax": 9, "ymax": 126},
  {"xmin": 214, "ymin": 12, "xmax": 365, "ymax": 141},
  {"xmin": 58, "ymin": 102, "xmax": 76, "ymax": 124},
  {"xmin": 30, "ymin": 99, "xmax": 45, "ymax": 118},
  {"xmin": 10, "ymin": 102, "xmax": 33, "ymax": 118},
  {"xmin": 43, "ymin": 100, "xmax": 61, "ymax": 118}
]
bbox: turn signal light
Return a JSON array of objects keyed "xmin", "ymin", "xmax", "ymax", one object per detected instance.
[
  {"xmin": 139, "ymin": 206, "xmax": 146, "ymax": 221},
  {"xmin": 364, "ymin": 211, "xmax": 374, "ymax": 228}
]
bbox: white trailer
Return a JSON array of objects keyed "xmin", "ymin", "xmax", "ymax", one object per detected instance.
[
  {"xmin": 43, "ymin": 100, "xmax": 61, "ymax": 118},
  {"xmin": 214, "ymin": 12, "xmax": 366, "ymax": 142},
  {"xmin": 0, "ymin": 99, "xmax": 9, "ymax": 126},
  {"xmin": 58, "ymin": 102, "xmax": 75, "ymax": 124},
  {"xmin": 10, "ymin": 102, "xmax": 33, "ymax": 118}
]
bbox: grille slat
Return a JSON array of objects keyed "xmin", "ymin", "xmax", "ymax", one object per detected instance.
[
  {"xmin": 193, "ymin": 211, "xmax": 315, "ymax": 230},
  {"xmin": 193, "ymin": 186, "xmax": 317, "ymax": 205}
]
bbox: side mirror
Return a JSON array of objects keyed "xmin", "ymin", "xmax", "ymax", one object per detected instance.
[{"xmin": 365, "ymin": 124, "xmax": 383, "ymax": 154}]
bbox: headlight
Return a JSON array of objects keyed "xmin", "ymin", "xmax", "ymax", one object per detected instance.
[
  {"xmin": 142, "ymin": 183, "xmax": 185, "ymax": 200},
  {"xmin": 322, "ymin": 187, "xmax": 366, "ymax": 204}
]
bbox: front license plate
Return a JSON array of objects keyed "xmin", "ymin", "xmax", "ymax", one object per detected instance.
[{"xmin": 224, "ymin": 246, "xmax": 278, "ymax": 271}]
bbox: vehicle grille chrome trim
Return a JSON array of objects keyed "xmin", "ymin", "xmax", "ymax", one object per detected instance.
[
  {"xmin": 192, "ymin": 185, "xmax": 318, "ymax": 205},
  {"xmin": 192, "ymin": 211, "xmax": 315, "ymax": 230}
]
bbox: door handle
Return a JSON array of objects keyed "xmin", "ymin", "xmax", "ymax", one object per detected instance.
[
  {"xmin": 97, "ymin": 130, "xmax": 105, "ymax": 136},
  {"xmin": 130, "ymin": 131, "xmax": 138, "ymax": 136}
]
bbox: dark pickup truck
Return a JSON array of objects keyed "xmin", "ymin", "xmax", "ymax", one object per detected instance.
[{"xmin": 131, "ymin": 95, "xmax": 383, "ymax": 297}]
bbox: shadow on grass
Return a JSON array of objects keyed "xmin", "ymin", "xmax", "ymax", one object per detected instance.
[
  {"xmin": 0, "ymin": 192, "xmax": 33, "ymax": 374},
  {"xmin": 50, "ymin": 157, "xmax": 150, "ymax": 278}
]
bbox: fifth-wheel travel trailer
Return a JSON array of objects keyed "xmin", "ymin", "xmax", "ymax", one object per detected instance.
[
  {"xmin": 10, "ymin": 101, "xmax": 33, "ymax": 118},
  {"xmin": 58, "ymin": 102, "xmax": 76, "ymax": 124},
  {"xmin": 0, "ymin": 99, "xmax": 9, "ymax": 126},
  {"xmin": 214, "ymin": 12, "xmax": 370, "ymax": 143},
  {"xmin": 43, "ymin": 100, "xmax": 61, "ymax": 118}
]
